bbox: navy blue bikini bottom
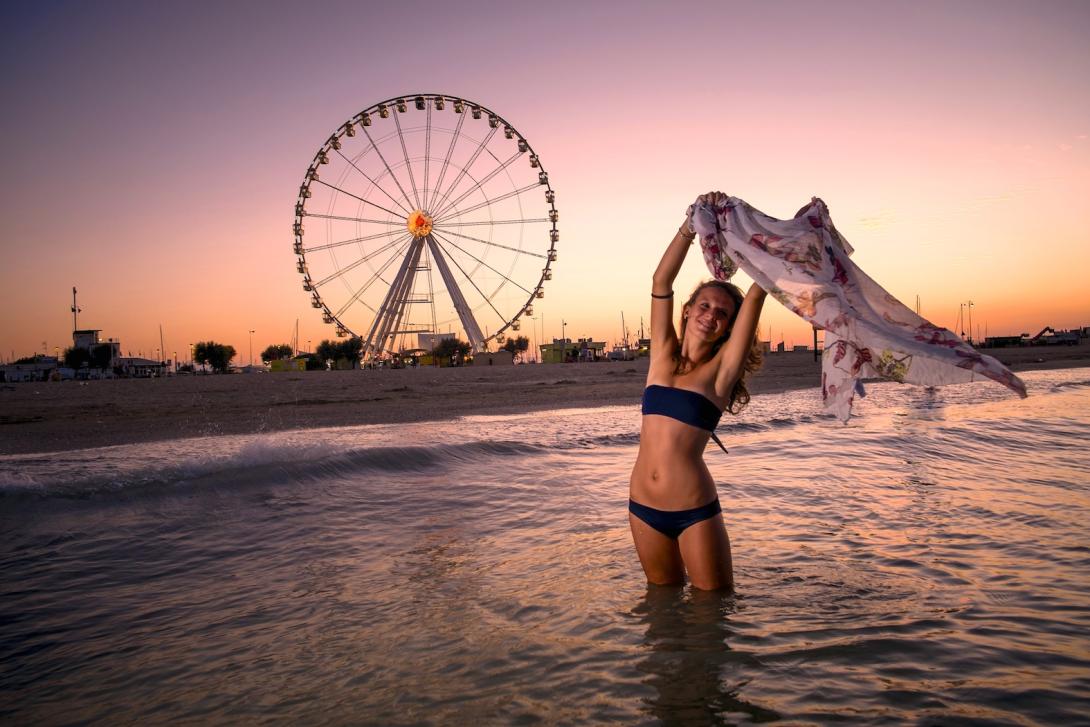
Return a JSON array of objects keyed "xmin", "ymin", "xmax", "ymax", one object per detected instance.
[{"xmin": 629, "ymin": 498, "xmax": 722, "ymax": 539}]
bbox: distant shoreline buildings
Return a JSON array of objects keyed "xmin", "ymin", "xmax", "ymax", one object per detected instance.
[
  {"xmin": 2, "ymin": 324, "xmax": 1087, "ymax": 383},
  {"xmin": 0, "ymin": 327, "xmax": 169, "ymax": 383}
]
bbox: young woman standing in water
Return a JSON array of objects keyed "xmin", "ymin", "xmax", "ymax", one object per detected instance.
[{"xmin": 630, "ymin": 191, "xmax": 766, "ymax": 590}]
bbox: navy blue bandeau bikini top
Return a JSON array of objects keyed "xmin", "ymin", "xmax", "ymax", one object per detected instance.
[{"xmin": 641, "ymin": 384, "xmax": 728, "ymax": 453}]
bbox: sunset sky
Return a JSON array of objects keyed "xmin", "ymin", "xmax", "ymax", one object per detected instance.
[{"xmin": 2, "ymin": 0, "xmax": 1087, "ymax": 362}]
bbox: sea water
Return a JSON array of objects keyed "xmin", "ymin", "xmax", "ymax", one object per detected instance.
[{"xmin": 1, "ymin": 368, "xmax": 1089, "ymax": 725}]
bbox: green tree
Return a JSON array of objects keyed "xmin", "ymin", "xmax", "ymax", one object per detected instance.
[
  {"xmin": 90, "ymin": 344, "xmax": 114, "ymax": 370},
  {"xmin": 502, "ymin": 335, "xmax": 530, "ymax": 362},
  {"xmin": 315, "ymin": 340, "xmax": 338, "ymax": 367},
  {"xmin": 433, "ymin": 337, "xmax": 471, "ymax": 365},
  {"xmin": 63, "ymin": 346, "xmax": 91, "ymax": 369},
  {"xmin": 193, "ymin": 341, "xmax": 236, "ymax": 373},
  {"xmin": 261, "ymin": 343, "xmax": 295, "ymax": 363},
  {"xmin": 338, "ymin": 337, "xmax": 363, "ymax": 368},
  {"xmin": 315, "ymin": 338, "xmax": 363, "ymax": 369}
]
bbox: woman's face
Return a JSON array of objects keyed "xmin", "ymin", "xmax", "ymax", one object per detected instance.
[{"xmin": 685, "ymin": 286, "xmax": 737, "ymax": 343}]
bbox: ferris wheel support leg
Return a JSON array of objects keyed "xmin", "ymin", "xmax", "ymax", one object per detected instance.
[
  {"xmin": 364, "ymin": 238, "xmax": 424, "ymax": 358},
  {"xmin": 383, "ymin": 241, "xmax": 426, "ymax": 353},
  {"xmin": 426, "ymin": 235, "xmax": 486, "ymax": 351},
  {"xmin": 374, "ymin": 239, "xmax": 426, "ymax": 357}
]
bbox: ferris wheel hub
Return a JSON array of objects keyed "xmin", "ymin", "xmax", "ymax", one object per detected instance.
[{"xmin": 407, "ymin": 210, "xmax": 433, "ymax": 238}]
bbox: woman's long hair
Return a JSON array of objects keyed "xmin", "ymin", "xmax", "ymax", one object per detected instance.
[{"xmin": 677, "ymin": 280, "xmax": 763, "ymax": 414}]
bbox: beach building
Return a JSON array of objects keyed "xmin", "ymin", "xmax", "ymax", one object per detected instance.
[
  {"xmin": 1023, "ymin": 327, "xmax": 1079, "ymax": 346},
  {"xmin": 269, "ymin": 358, "xmax": 307, "ymax": 372},
  {"xmin": 116, "ymin": 357, "xmax": 168, "ymax": 378},
  {"xmin": 70, "ymin": 328, "xmax": 123, "ymax": 376},
  {"xmin": 608, "ymin": 344, "xmax": 636, "ymax": 361},
  {"xmin": 983, "ymin": 335, "xmax": 1025, "ymax": 348},
  {"xmin": 539, "ymin": 338, "xmax": 573, "ymax": 364},
  {"xmin": 0, "ymin": 356, "xmax": 62, "ymax": 383},
  {"xmin": 575, "ymin": 338, "xmax": 606, "ymax": 362},
  {"xmin": 475, "ymin": 350, "xmax": 514, "ymax": 366},
  {"xmin": 72, "ymin": 329, "xmax": 121, "ymax": 365},
  {"xmin": 539, "ymin": 337, "xmax": 606, "ymax": 363}
]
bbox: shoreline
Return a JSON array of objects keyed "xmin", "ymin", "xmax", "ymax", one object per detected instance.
[{"xmin": 2, "ymin": 344, "xmax": 1088, "ymax": 456}]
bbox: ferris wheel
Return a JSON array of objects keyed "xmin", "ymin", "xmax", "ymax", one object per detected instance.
[{"xmin": 293, "ymin": 93, "xmax": 557, "ymax": 360}]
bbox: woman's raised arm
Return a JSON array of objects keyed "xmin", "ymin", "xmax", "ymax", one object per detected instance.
[
  {"xmin": 649, "ymin": 221, "xmax": 696, "ymax": 353},
  {"xmin": 715, "ymin": 283, "xmax": 766, "ymax": 393}
]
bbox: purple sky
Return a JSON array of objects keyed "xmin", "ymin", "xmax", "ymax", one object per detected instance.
[{"xmin": 2, "ymin": 0, "xmax": 1087, "ymax": 359}]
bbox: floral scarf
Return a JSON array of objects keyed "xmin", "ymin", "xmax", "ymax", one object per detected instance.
[{"xmin": 688, "ymin": 196, "xmax": 1027, "ymax": 420}]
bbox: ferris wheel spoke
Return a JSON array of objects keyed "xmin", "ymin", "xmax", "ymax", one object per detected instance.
[
  {"xmin": 435, "ymin": 228, "xmax": 546, "ymax": 259},
  {"xmin": 304, "ymin": 227, "xmax": 406, "ymax": 254},
  {"xmin": 423, "ymin": 103, "xmax": 432, "ymax": 211},
  {"xmin": 333, "ymin": 236, "xmax": 414, "ymax": 317},
  {"xmin": 312, "ymin": 235, "xmax": 409, "ymax": 289},
  {"xmin": 360, "ymin": 125, "xmax": 417, "ymax": 213},
  {"xmin": 425, "ymin": 235, "xmax": 486, "ymax": 350},
  {"xmin": 431, "ymin": 127, "xmax": 498, "ymax": 216},
  {"xmin": 430, "ymin": 235, "xmax": 508, "ymax": 327},
  {"xmin": 313, "ymin": 178, "xmax": 404, "ymax": 219},
  {"xmin": 428, "ymin": 109, "xmax": 465, "ymax": 212},
  {"xmin": 306, "ymin": 213, "xmax": 402, "ymax": 225},
  {"xmin": 436, "ymin": 218, "xmax": 549, "ymax": 227},
  {"xmin": 391, "ymin": 111, "xmax": 422, "ymax": 209},
  {"xmin": 432, "ymin": 150, "xmax": 523, "ymax": 221},
  {"xmin": 334, "ymin": 148, "xmax": 413, "ymax": 217},
  {"xmin": 431, "ymin": 230, "xmax": 533, "ymax": 295},
  {"xmin": 434, "ymin": 181, "xmax": 543, "ymax": 222}
]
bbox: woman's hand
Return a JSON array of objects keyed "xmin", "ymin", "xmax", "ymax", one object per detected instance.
[
  {"xmin": 685, "ymin": 191, "xmax": 726, "ymax": 236},
  {"xmin": 697, "ymin": 190, "xmax": 728, "ymax": 207}
]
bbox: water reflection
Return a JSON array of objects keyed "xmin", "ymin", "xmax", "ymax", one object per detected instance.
[{"xmin": 633, "ymin": 586, "xmax": 778, "ymax": 725}]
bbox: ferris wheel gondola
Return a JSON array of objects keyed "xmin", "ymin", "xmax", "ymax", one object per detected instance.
[{"xmin": 293, "ymin": 94, "xmax": 557, "ymax": 360}]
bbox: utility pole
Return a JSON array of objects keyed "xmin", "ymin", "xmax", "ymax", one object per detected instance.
[
  {"xmin": 530, "ymin": 316, "xmax": 538, "ymax": 363},
  {"xmin": 71, "ymin": 287, "xmax": 81, "ymax": 334},
  {"xmin": 967, "ymin": 301, "xmax": 974, "ymax": 346},
  {"xmin": 249, "ymin": 330, "xmax": 255, "ymax": 366}
]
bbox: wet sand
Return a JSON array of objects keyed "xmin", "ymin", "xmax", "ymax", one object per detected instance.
[{"xmin": 1, "ymin": 343, "xmax": 1087, "ymax": 455}]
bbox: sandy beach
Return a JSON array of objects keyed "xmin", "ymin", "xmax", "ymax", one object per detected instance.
[{"xmin": 1, "ymin": 343, "xmax": 1087, "ymax": 455}]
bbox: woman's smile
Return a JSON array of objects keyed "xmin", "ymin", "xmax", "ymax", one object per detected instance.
[{"xmin": 693, "ymin": 317, "xmax": 719, "ymax": 337}]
